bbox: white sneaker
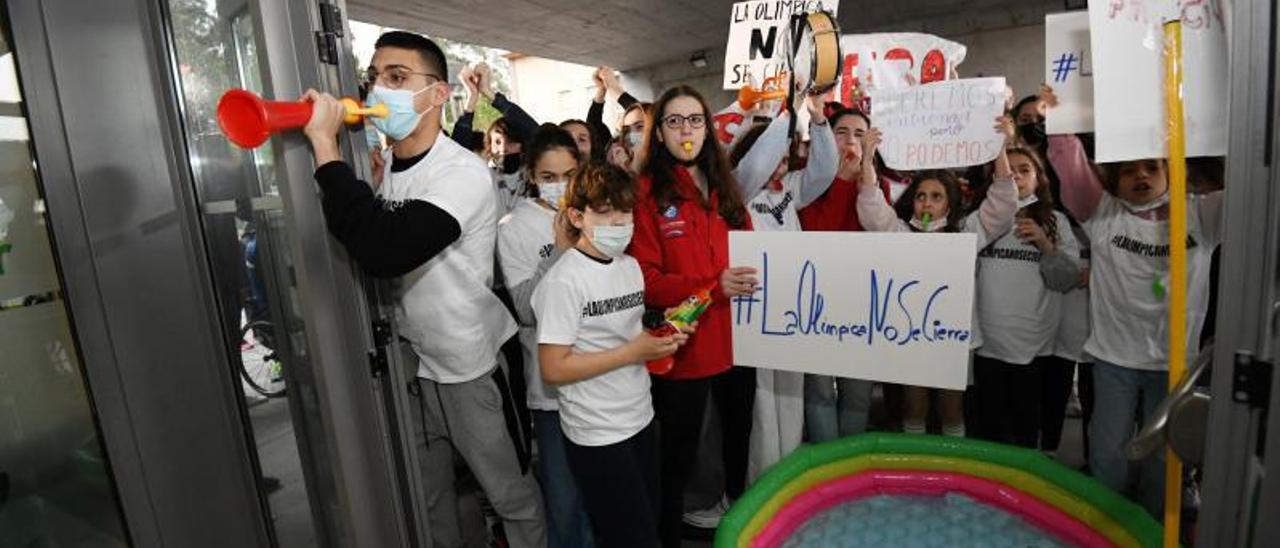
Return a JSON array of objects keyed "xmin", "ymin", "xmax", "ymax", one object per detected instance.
[{"xmin": 682, "ymin": 496, "xmax": 730, "ymax": 529}]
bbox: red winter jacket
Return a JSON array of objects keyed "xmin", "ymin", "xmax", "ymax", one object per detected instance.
[
  {"xmin": 629, "ymin": 166, "xmax": 751, "ymax": 380},
  {"xmin": 797, "ymin": 176, "xmax": 893, "ymax": 231}
]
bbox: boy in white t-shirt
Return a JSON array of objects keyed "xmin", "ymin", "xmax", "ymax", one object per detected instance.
[
  {"xmin": 533, "ymin": 163, "xmax": 690, "ymax": 548},
  {"xmin": 301, "ymin": 32, "xmax": 543, "ymax": 548}
]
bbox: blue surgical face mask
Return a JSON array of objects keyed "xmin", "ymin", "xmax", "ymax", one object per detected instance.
[
  {"xmin": 367, "ymin": 83, "xmax": 438, "ymax": 140},
  {"xmin": 538, "ymin": 180, "xmax": 567, "ymax": 210},
  {"xmin": 590, "ymin": 223, "xmax": 633, "ymax": 258}
]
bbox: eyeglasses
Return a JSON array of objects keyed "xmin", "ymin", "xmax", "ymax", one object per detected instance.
[
  {"xmin": 662, "ymin": 114, "xmax": 706, "ymax": 130},
  {"xmin": 364, "ymin": 66, "xmax": 442, "ymax": 90}
]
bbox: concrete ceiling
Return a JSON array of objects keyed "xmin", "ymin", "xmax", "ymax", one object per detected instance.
[{"xmin": 346, "ymin": 0, "xmax": 1060, "ymax": 71}]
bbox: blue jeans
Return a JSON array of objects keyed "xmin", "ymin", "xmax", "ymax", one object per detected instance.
[
  {"xmin": 803, "ymin": 375, "xmax": 872, "ymax": 442},
  {"xmin": 532, "ymin": 410, "xmax": 595, "ymax": 548},
  {"xmin": 1087, "ymin": 361, "xmax": 1167, "ymax": 516}
]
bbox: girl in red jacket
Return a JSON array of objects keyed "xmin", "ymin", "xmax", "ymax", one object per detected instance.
[{"xmin": 626, "ymin": 85, "xmax": 756, "ymax": 546}]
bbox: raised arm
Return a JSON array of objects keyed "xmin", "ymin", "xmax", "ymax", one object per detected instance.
[
  {"xmin": 797, "ymin": 98, "xmax": 838, "ymax": 206},
  {"xmin": 731, "ymin": 113, "xmax": 789, "ymax": 200},
  {"xmin": 1040, "ymin": 85, "xmax": 1103, "ymax": 221},
  {"xmin": 303, "ymin": 90, "xmax": 462, "ymax": 278}
]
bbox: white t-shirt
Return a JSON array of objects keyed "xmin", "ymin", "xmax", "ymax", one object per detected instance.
[
  {"xmin": 1083, "ymin": 192, "xmax": 1223, "ymax": 370},
  {"xmin": 532, "ymin": 249, "xmax": 653, "ymax": 447},
  {"xmin": 746, "ymin": 173, "xmax": 803, "ymax": 232},
  {"xmin": 975, "ymin": 211, "xmax": 1081, "ymax": 365},
  {"xmin": 377, "ymin": 133, "xmax": 519, "ymax": 383},
  {"xmin": 1054, "ymin": 224, "xmax": 1091, "ymax": 362},
  {"xmin": 498, "ymin": 198, "xmax": 559, "ymax": 411}
]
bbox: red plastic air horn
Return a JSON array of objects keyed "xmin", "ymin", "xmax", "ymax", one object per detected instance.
[{"xmin": 216, "ymin": 88, "xmax": 389, "ymax": 149}]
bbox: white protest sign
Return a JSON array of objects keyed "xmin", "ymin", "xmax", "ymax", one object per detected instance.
[
  {"xmin": 870, "ymin": 77, "xmax": 1007, "ymax": 171},
  {"xmin": 837, "ymin": 33, "xmax": 968, "ymax": 111},
  {"xmin": 729, "ymin": 231, "xmax": 976, "ymax": 390},
  {"xmin": 1088, "ymin": 0, "xmax": 1227, "ymax": 162},
  {"xmin": 1045, "ymin": 12, "xmax": 1094, "ymax": 135},
  {"xmin": 723, "ymin": 0, "xmax": 839, "ymax": 90}
]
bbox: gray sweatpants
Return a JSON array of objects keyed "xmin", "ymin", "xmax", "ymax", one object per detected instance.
[{"xmin": 409, "ymin": 356, "xmax": 546, "ymax": 548}]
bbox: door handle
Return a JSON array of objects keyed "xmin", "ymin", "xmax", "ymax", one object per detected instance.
[{"xmin": 1126, "ymin": 344, "xmax": 1215, "ymax": 461}]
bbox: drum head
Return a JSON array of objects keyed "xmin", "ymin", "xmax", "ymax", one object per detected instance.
[
  {"xmin": 789, "ymin": 11, "xmax": 841, "ymax": 94},
  {"xmin": 793, "ymin": 26, "xmax": 815, "ymax": 91}
]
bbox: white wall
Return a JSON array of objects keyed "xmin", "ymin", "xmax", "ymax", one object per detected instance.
[
  {"xmin": 951, "ymin": 23, "xmax": 1046, "ymax": 102},
  {"xmin": 507, "ymin": 56, "xmax": 660, "ymax": 137},
  {"xmin": 507, "ymin": 56, "xmax": 597, "ymax": 126}
]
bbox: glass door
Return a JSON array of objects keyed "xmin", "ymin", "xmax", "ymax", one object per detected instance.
[
  {"xmin": 0, "ymin": 16, "xmax": 130, "ymax": 548},
  {"xmin": 162, "ymin": 0, "xmax": 335, "ymax": 545},
  {"xmin": 159, "ymin": 0, "xmax": 415, "ymax": 546}
]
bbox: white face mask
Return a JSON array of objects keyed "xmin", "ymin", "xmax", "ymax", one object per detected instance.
[
  {"xmin": 590, "ymin": 223, "xmax": 634, "ymax": 258},
  {"xmin": 909, "ymin": 215, "xmax": 948, "ymax": 232},
  {"xmin": 538, "ymin": 180, "xmax": 567, "ymax": 210},
  {"xmin": 1017, "ymin": 194, "xmax": 1039, "ymax": 210},
  {"xmin": 1121, "ymin": 192, "xmax": 1169, "ymax": 213}
]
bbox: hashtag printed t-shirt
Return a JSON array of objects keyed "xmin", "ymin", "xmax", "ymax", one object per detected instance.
[
  {"xmin": 976, "ymin": 211, "xmax": 1081, "ymax": 365},
  {"xmin": 1083, "ymin": 192, "xmax": 1223, "ymax": 370},
  {"xmin": 532, "ymin": 249, "xmax": 654, "ymax": 447}
]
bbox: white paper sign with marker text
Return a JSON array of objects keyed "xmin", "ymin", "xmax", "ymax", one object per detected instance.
[
  {"xmin": 1044, "ymin": 11, "xmax": 1094, "ymax": 135},
  {"xmin": 1087, "ymin": 0, "xmax": 1227, "ymax": 162},
  {"xmin": 729, "ymin": 231, "xmax": 977, "ymax": 390},
  {"xmin": 871, "ymin": 77, "xmax": 1007, "ymax": 171},
  {"xmin": 723, "ymin": 0, "xmax": 839, "ymax": 90}
]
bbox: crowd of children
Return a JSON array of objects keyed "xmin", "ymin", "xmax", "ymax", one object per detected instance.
[{"xmin": 300, "ymin": 30, "xmax": 1223, "ymax": 548}]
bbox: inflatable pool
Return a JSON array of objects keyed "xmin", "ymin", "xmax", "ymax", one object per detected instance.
[{"xmin": 716, "ymin": 433, "xmax": 1163, "ymax": 548}]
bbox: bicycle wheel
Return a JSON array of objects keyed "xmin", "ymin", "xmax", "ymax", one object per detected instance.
[{"xmin": 239, "ymin": 321, "xmax": 286, "ymax": 397}]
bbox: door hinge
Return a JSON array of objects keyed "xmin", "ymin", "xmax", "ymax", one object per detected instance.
[
  {"xmin": 1232, "ymin": 351, "xmax": 1272, "ymax": 408},
  {"xmin": 314, "ymin": 3, "xmax": 343, "ymax": 65},
  {"xmin": 367, "ymin": 318, "xmax": 392, "ymax": 378}
]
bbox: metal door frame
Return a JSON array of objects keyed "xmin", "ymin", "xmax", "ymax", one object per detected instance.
[
  {"xmin": 250, "ymin": 0, "xmax": 418, "ymax": 545},
  {"xmin": 1198, "ymin": 0, "xmax": 1280, "ymax": 545}
]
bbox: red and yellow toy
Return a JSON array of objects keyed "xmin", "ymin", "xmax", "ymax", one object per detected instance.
[{"xmin": 643, "ymin": 284, "xmax": 715, "ymax": 375}]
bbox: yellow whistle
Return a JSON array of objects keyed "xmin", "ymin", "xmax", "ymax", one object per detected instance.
[
  {"xmin": 340, "ymin": 97, "xmax": 390, "ymax": 125},
  {"xmin": 682, "ymin": 141, "xmax": 693, "ymax": 153}
]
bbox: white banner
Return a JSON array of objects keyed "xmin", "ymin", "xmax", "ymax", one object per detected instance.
[
  {"xmin": 836, "ymin": 33, "xmax": 968, "ymax": 111},
  {"xmin": 1044, "ymin": 12, "xmax": 1094, "ymax": 135},
  {"xmin": 729, "ymin": 231, "xmax": 976, "ymax": 391},
  {"xmin": 870, "ymin": 77, "xmax": 1007, "ymax": 171},
  {"xmin": 722, "ymin": 0, "xmax": 839, "ymax": 90},
  {"xmin": 1087, "ymin": 0, "xmax": 1227, "ymax": 162}
]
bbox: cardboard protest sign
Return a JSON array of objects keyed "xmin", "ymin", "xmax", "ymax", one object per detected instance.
[
  {"xmin": 1088, "ymin": 0, "xmax": 1227, "ymax": 162},
  {"xmin": 730, "ymin": 231, "xmax": 977, "ymax": 390},
  {"xmin": 838, "ymin": 33, "xmax": 968, "ymax": 112},
  {"xmin": 871, "ymin": 77, "xmax": 1007, "ymax": 171},
  {"xmin": 723, "ymin": 0, "xmax": 839, "ymax": 90},
  {"xmin": 1044, "ymin": 11, "xmax": 1094, "ymax": 135}
]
